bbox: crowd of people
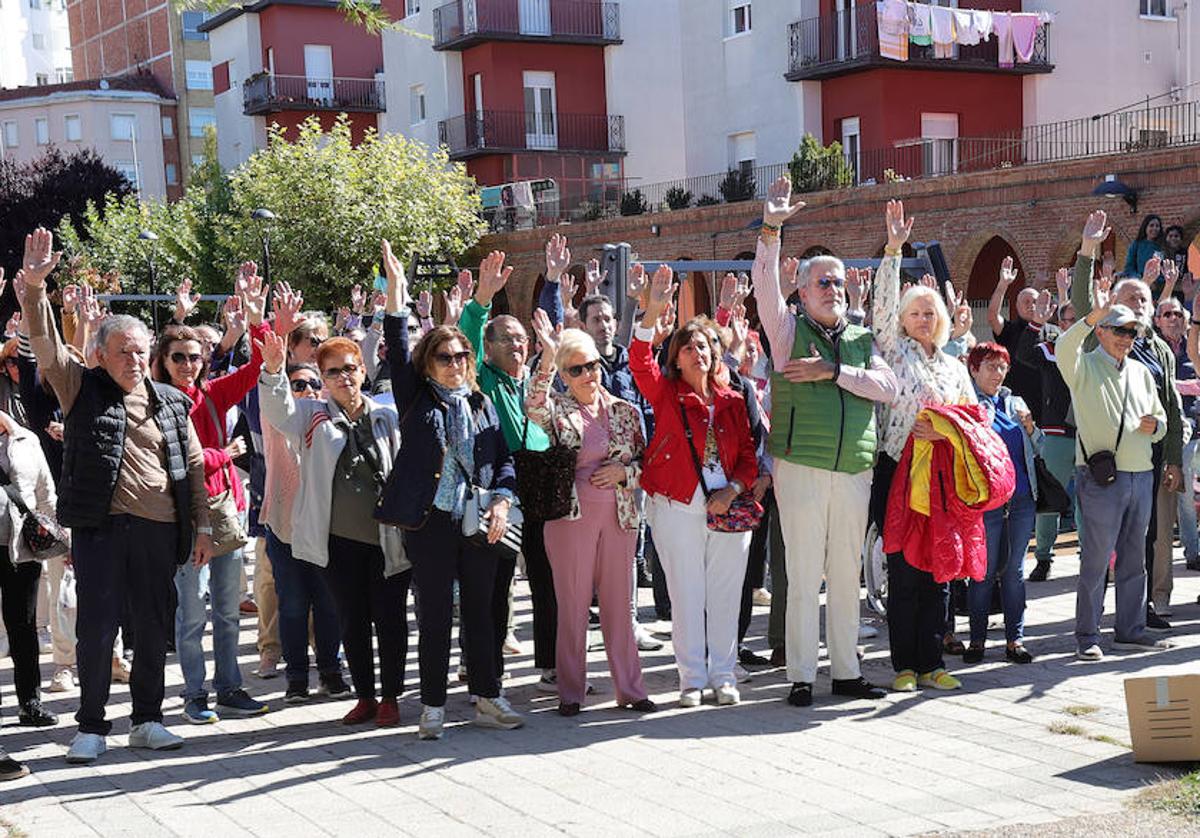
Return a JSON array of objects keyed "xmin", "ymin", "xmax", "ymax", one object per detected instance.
[{"xmin": 0, "ymin": 187, "xmax": 1193, "ymax": 779}]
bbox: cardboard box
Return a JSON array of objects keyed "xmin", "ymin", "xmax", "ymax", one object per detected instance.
[{"xmin": 1124, "ymin": 674, "xmax": 1200, "ymax": 762}]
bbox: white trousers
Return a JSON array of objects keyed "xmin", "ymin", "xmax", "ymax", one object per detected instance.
[
  {"xmin": 773, "ymin": 459, "xmax": 871, "ymax": 684},
  {"xmin": 648, "ymin": 488, "xmax": 751, "ymax": 691}
]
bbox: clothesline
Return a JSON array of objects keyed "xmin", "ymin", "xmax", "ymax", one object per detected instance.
[{"xmin": 876, "ymin": 1, "xmax": 1054, "ymax": 68}]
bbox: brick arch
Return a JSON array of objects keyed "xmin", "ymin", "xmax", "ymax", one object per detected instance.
[
  {"xmin": 800, "ymin": 245, "xmax": 835, "ymax": 259},
  {"xmin": 1050, "ymin": 226, "xmax": 1119, "ymax": 278},
  {"xmin": 962, "ymin": 234, "xmax": 1032, "ymax": 303},
  {"xmin": 953, "ymin": 228, "xmax": 1034, "ymax": 301}
]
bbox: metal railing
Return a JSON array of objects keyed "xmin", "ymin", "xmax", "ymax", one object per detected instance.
[
  {"xmin": 438, "ymin": 110, "xmax": 624, "ymax": 157},
  {"xmin": 433, "ymin": 0, "xmax": 620, "ymax": 47},
  {"xmin": 786, "ymin": 3, "xmax": 1050, "ymax": 79},
  {"xmin": 243, "ymin": 74, "xmax": 385, "ymax": 115}
]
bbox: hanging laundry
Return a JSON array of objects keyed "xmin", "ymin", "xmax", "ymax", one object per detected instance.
[
  {"xmin": 908, "ymin": 1, "xmax": 933, "ymax": 46},
  {"xmin": 953, "ymin": 8, "xmax": 980, "ymax": 46},
  {"xmin": 930, "ymin": 4, "xmax": 956, "ymax": 58},
  {"xmin": 1037, "ymin": 10, "xmax": 1056, "ymax": 26},
  {"xmin": 878, "ymin": 0, "xmax": 910, "ymax": 62},
  {"xmin": 1011, "ymin": 12, "xmax": 1041, "ymax": 63},
  {"xmin": 972, "ymin": 9, "xmax": 993, "ymax": 45},
  {"xmin": 993, "ymin": 10, "xmax": 1014, "ymax": 69}
]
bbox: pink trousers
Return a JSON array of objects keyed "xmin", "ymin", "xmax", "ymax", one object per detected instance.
[{"xmin": 544, "ymin": 500, "xmax": 648, "ymax": 706}]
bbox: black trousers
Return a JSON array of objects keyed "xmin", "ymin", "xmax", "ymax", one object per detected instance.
[
  {"xmin": 404, "ymin": 510, "xmax": 499, "ymax": 706},
  {"xmin": 0, "ymin": 547, "xmax": 41, "ymax": 705},
  {"xmin": 738, "ymin": 491, "xmax": 776, "ymax": 645},
  {"xmin": 73, "ymin": 515, "xmax": 178, "ymax": 736},
  {"xmin": 521, "ymin": 520, "xmax": 557, "ymax": 671},
  {"xmin": 645, "ymin": 526, "xmax": 671, "ymax": 620},
  {"xmin": 871, "ymin": 456, "xmax": 948, "ymax": 675},
  {"xmin": 1145, "ymin": 444, "xmax": 1164, "ymax": 604},
  {"xmin": 324, "ymin": 535, "xmax": 410, "ymax": 701},
  {"xmin": 485, "ymin": 552, "xmax": 517, "ymax": 690}
]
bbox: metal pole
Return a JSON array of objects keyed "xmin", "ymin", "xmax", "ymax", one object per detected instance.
[
  {"xmin": 147, "ymin": 251, "xmax": 158, "ymax": 331},
  {"xmin": 260, "ymin": 230, "xmax": 271, "ymax": 289}
]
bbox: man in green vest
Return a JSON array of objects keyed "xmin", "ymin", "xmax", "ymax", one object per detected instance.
[{"xmin": 751, "ymin": 177, "xmax": 899, "ymax": 708}]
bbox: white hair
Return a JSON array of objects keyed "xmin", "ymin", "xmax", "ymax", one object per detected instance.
[
  {"xmin": 94, "ymin": 314, "xmax": 150, "ymax": 351},
  {"xmin": 1113, "ymin": 278, "xmax": 1151, "ymax": 299},
  {"xmin": 555, "ymin": 328, "xmax": 598, "ymax": 370},
  {"xmin": 898, "ymin": 284, "xmax": 951, "ymax": 348},
  {"xmin": 797, "ymin": 255, "xmax": 845, "ymax": 289}
]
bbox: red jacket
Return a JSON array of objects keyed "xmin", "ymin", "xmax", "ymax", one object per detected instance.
[
  {"xmin": 884, "ymin": 403, "xmax": 1015, "ymax": 583},
  {"xmin": 629, "ymin": 337, "xmax": 758, "ymax": 503}
]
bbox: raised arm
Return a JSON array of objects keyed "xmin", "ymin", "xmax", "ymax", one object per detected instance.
[
  {"xmin": 871, "ymin": 199, "xmax": 913, "ymax": 360},
  {"xmin": 630, "ymin": 265, "xmax": 678, "ymax": 406},
  {"xmin": 380, "ymin": 239, "xmax": 421, "ymax": 415},
  {"xmin": 988, "ymin": 256, "xmax": 1018, "ymax": 336},
  {"xmin": 255, "ymin": 329, "xmax": 307, "ymax": 445},
  {"xmin": 751, "ymin": 176, "xmax": 805, "ymax": 372},
  {"xmin": 525, "ymin": 308, "xmax": 560, "ymax": 432},
  {"xmin": 540, "ymin": 233, "xmax": 570, "ymax": 328},
  {"xmin": 1072, "ymin": 210, "xmax": 1110, "ymax": 320},
  {"xmin": 17, "ymin": 229, "xmax": 82, "ymax": 413}
]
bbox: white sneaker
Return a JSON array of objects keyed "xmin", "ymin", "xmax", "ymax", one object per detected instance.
[
  {"xmin": 635, "ymin": 626, "xmax": 664, "ymax": 651},
  {"xmin": 65, "ymin": 732, "xmax": 107, "ymax": 764},
  {"xmin": 679, "ymin": 688, "xmax": 702, "ymax": 708},
  {"xmin": 418, "ymin": 705, "xmax": 445, "ymax": 740},
  {"xmin": 1153, "ymin": 599, "xmax": 1174, "ymax": 617},
  {"xmin": 128, "ymin": 722, "xmax": 183, "ymax": 751},
  {"xmin": 733, "ymin": 664, "xmax": 752, "ymax": 684},
  {"xmin": 502, "ymin": 633, "xmax": 522, "ymax": 655},
  {"xmin": 0, "ymin": 634, "xmax": 10, "ymax": 658},
  {"xmin": 536, "ymin": 669, "xmax": 558, "ymax": 694},
  {"xmin": 1076, "ymin": 644, "xmax": 1104, "ymax": 662},
  {"xmin": 475, "ymin": 695, "xmax": 523, "ymax": 730},
  {"xmin": 37, "ymin": 627, "xmax": 53, "ymax": 655},
  {"xmin": 751, "ymin": 588, "xmax": 772, "ymax": 607},
  {"xmin": 47, "ymin": 667, "xmax": 75, "ymax": 693},
  {"xmin": 111, "ymin": 656, "xmax": 131, "ymax": 684},
  {"xmin": 715, "ymin": 683, "xmax": 741, "ymax": 706}
]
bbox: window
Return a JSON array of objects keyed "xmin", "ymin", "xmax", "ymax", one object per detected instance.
[
  {"xmin": 522, "ymin": 70, "xmax": 557, "ymax": 149},
  {"xmin": 31, "ymin": 32, "xmax": 46, "ymax": 50},
  {"xmin": 920, "ymin": 112, "xmax": 958, "ymax": 176},
  {"xmin": 2, "ymin": 121, "xmax": 18, "ymax": 148},
  {"xmin": 727, "ymin": 131, "xmax": 756, "ymax": 173},
  {"xmin": 730, "ymin": 2, "xmax": 751, "ymax": 35},
  {"xmin": 110, "ymin": 112, "xmax": 136, "ymax": 141},
  {"xmin": 181, "ymin": 10, "xmax": 211, "ymax": 40},
  {"xmin": 35, "ymin": 73, "xmax": 49, "ymax": 86},
  {"xmin": 64, "ymin": 114, "xmax": 81, "ymax": 142},
  {"xmin": 1141, "ymin": 0, "xmax": 1172, "ymax": 17},
  {"xmin": 161, "ymin": 115, "xmax": 173, "ymax": 138},
  {"xmin": 189, "ymin": 107, "xmax": 215, "ymax": 137},
  {"xmin": 841, "ymin": 116, "xmax": 861, "ymax": 183},
  {"xmin": 35, "ymin": 118, "xmax": 48, "ymax": 145},
  {"xmin": 55, "ymin": 67, "xmax": 73, "ymax": 83},
  {"xmin": 185, "ymin": 60, "xmax": 213, "ymax": 90},
  {"xmin": 165, "ymin": 163, "xmax": 178, "ymax": 185},
  {"xmin": 409, "ymin": 84, "xmax": 426, "ymax": 125},
  {"xmin": 114, "ymin": 161, "xmax": 139, "ymax": 188},
  {"xmin": 405, "ymin": 0, "xmax": 419, "ymax": 15}
]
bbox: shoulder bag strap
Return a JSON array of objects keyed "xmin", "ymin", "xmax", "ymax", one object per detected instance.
[
  {"xmin": 1080, "ymin": 372, "xmax": 1131, "ymax": 460},
  {"xmin": 201, "ymin": 392, "xmax": 227, "ymax": 448},
  {"xmin": 677, "ymin": 398, "xmax": 711, "ymax": 498},
  {"xmin": 0, "ymin": 458, "xmax": 30, "ymax": 517}
]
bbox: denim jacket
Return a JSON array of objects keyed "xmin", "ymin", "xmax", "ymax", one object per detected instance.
[{"xmin": 975, "ymin": 384, "xmax": 1045, "ymax": 502}]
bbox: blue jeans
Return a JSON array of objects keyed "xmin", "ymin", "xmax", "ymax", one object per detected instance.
[
  {"xmin": 265, "ymin": 529, "xmax": 342, "ymax": 685},
  {"xmin": 1177, "ymin": 436, "xmax": 1200, "ymax": 563},
  {"xmin": 175, "ymin": 548, "xmax": 244, "ymax": 701},
  {"xmin": 970, "ymin": 491, "xmax": 1036, "ymax": 644}
]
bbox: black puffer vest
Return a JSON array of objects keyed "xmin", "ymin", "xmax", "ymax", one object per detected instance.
[{"xmin": 58, "ymin": 371, "xmax": 194, "ymax": 563}]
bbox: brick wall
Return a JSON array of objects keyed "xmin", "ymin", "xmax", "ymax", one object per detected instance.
[{"xmin": 474, "ymin": 146, "xmax": 1200, "ymax": 320}]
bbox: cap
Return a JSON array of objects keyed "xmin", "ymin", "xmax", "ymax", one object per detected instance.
[{"xmin": 1097, "ymin": 304, "xmax": 1149, "ymax": 336}]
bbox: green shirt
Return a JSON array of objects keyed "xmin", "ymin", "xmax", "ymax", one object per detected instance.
[{"xmin": 459, "ymin": 298, "xmax": 549, "ymax": 453}]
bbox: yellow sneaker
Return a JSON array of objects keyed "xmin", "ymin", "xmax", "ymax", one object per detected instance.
[
  {"xmin": 892, "ymin": 669, "xmax": 917, "ymax": 692},
  {"xmin": 917, "ymin": 669, "xmax": 962, "ymax": 690}
]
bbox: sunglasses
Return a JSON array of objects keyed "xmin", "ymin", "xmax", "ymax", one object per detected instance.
[
  {"xmin": 1106, "ymin": 325, "xmax": 1139, "ymax": 339},
  {"xmin": 321, "ymin": 363, "xmax": 360, "ymax": 379},
  {"xmin": 170, "ymin": 352, "xmax": 203, "ymax": 365},
  {"xmin": 815, "ymin": 276, "xmax": 846, "ymax": 289},
  {"xmin": 434, "ymin": 350, "xmax": 472, "ymax": 367},
  {"xmin": 565, "ymin": 359, "xmax": 602, "ymax": 378},
  {"xmin": 290, "ymin": 379, "xmax": 321, "ymax": 393}
]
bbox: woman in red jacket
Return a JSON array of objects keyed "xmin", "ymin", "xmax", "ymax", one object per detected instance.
[
  {"xmin": 630, "ymin": 266, "xmax": 758, "ymax": 708},
  {"xmin": 150, "ymin": 270, "xmax": 272, "ymax": 724}
]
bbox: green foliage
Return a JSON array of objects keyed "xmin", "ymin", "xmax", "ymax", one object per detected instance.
[
  {"xmin": 788, "ymin": 134, "xmax": 856, "ymax": 194},
  {"xmin": 696, "ymin": 194, "xmax": 720, "ymax": 207},
  {"xmin": 619, "ymin": 189, "xmax": 647, "ymax": 216},
  {"xmin": 664, "ymin": 186, "xmax": 693, "ymax": 210},
  {"xmin": 718, "ymin": 168, "xmax": 756, "ymax": 203},
  {"xmin": 184, "ymin": 0, "xmax": 429, "ymax": 37}
]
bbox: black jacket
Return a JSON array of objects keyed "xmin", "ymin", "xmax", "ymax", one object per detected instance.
[{"xmin": 1016, "ymin": 324, "xmax": 1074, "ymax": 435}]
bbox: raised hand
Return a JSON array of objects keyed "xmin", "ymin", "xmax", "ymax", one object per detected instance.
[
  {"xmin": 885, "ymin": 199, "xmax": 914, "ymax": 251},
  {"xmin": 763, "ymin": 175, "xmax": 805, "ymax": 227},
  {"xmin": 1055, "ymin": 267, "xmax": 1071, "ymax": 303},
  {"xmin": 627, "ymin": 262, "xmax": 648, "ymax": 303},
  {"xmin": 79, "ymin": 285, "xmax": 107, "ymax": 328},
  {"xmin": 559, "ymin": 271, "xmax": 579, "ymax": 325},
  {"xmin": 1161, "ymin": 256, "xmax": 1180, "ymax": 300},
  {"xmin": 240, "ymin": 270, "xmax": 268, "ymax": 326},
  {"xmin": 349, "ymin": 283, "xmax": 367, "ymax": 315},
  {"xmin": 415, "ymin": 289, "xmax": 433, "ymax": 320},
  {"xmin": 1092, "ymin": 274, "xmax": 1113, "ymax": 315},
  {"xmin": 919, "ymin": 274, "xmax": 937, "ymax": 290},
  {"xmin": 846, "ymin": 268, "xmax": 870, "ymax": 311},
  {"xmin": 476, "ymin": 252, "xmax": 512, "ymax": 305},
  {"xmin": 950, "ymin": 303, "xmax": 974, "ymax": 340},
  {"xmin": 271, "ymin": 281, "xmax": 307, "ymax": 337},
  {"xmin": 5, "ymin": 311, "xmax": 21, "ymax": 337},
  {"xmin": 223, "ymin": 294, "xmax": 246, "ymax": 336},
  {"xmin": 235, "ymin": 261, "xmax": 258, "ymax": 297},
  {"xmin": 334, "ymin": 307, "xmax": 350, "ymax": 333},
  {"xmin": 1081, "ymin": 209, "xmax": 1110, "ymax": 258},
  {"xmin": 370, "ymin": 290, "xmax": 386, "ymax": 314},
  {"xmin": 11, "ymin": 271, "xmax": 28, "ymax": 308},
  {"xmin": 21, "ymin": 227, "xmax": 62, "ymax": 288},
  {"xmin": 585, "ymin": 258, "xmax": 607, "ymax": 296},
  {"xmin": 652, "ymin": 298, "xmax": 676, "ymax": 348},
  {"xmin": 531, "ymin": 307, "xmax": 558, "ymax": 367},
  {"xmin": 998, "ymin": 256, "xmax": 1018, "ymax": 288},
  {"xmin": 545, "ymin": 232, "xmax": 571, "ymax": 280},
  {"xmin": 646, "ymin": 264, "xmax": 677, "ymax": 316},
  {"xmin": 1030, "ymin": 289, "xmax": 1056, "ymax": 325},
  {"xmin": 381, "ymin": 239, "xmax": 408, "ymax": 310},
  {"xmin": 1142, "ymin": 255, "xmax": 1162, "ymax": 286},
  {"xmin": 60, "ymin": 283, "xmax": 80, "ymax": 313},
  {"xmin": 442, "ymin": 284, "xmax": 463, "ymax": 327},
  {"xmin": 174, "ymin": 279, "xmax": 200, "ymax": 323},
  {"xmin": 258, "ymin": 328, "xmax": 287, "ymax": 374},
  {"xmin": 719, "ymin": 273, "xmax": 739, "ymax": 310},
  {"xmin": 943, "ymin": 280, "xmax": 964, "ymax": 312},
  {"xmin": 781, "ymin": 256, "xmax": 801, "ymax": 295}
]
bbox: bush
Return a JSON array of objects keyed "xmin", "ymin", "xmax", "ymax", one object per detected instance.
[
  {"xmin": 789, "ymin": 133, "xmax": 856, "ymax": 194},
  {"xmin": 718, "ymin": 168, "xmax": 757, "ymax": 203},
  {"xmin": 620, "ymin": 189, "xmax": 647, "ymax": 216},
  {"xmin": 577, "ymin": 200, "xmax": 606, "ymax": 222},
  {"xmin": 664, "ymin": 186, "xmax": 693, "ymax": 210},
  {"xmin": 696, "ymin": 194, "xmax": 720, "ymax": 207}
]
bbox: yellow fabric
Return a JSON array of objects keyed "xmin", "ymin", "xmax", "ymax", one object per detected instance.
[{"xmin": 906, "ymin": 408, "xmax": 990, "ymax": 516}]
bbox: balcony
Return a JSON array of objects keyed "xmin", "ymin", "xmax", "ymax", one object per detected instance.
[
  {"xmin": 438, "ymin": 110, "xmax": 625, "ymax": 159},
  {"xmin": 433, "ymin": 0, "xmax": 621, "ymax": 50},
  {"xmin": 785, "ymin": 5, "xmax": 1052, "ymax": 81},
  {"xmin": 243, "ymin": 73, "xmax": 385, "ymax": 116}
]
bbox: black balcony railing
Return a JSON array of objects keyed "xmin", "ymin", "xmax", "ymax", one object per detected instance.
[
  {"xmin": 786, "ymin": 4, "xmax": 1051, "ymax": 80},
  {"xmin": 243, "ymin": 73, "xmax": 385, "ymax": 116},
  {"xmin": 438, "ymin": 110, "xmax": 625, "ymax": 158},
  {"xmin": 433, "ymin": 0, "xmax": 621, "ymax": 49}
]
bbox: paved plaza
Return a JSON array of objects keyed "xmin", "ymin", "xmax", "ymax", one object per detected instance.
[{"xmin": 2, "ymin": 543, "xmax": 1199, "ymax": 837}]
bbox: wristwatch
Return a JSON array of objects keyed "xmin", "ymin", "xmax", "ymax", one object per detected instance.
[
  {"xmin": 196, "ymin": 526, "xmax": 213, "ymax": 536},
  {"xmin": 729, "ymin": 479, "xmax": 745, "ymax": 495}
]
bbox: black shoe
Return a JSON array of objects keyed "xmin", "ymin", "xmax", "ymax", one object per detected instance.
[
  {"xmin": 787, "ymin": 682, "xmax": 813, "ymax": 707},
  {"xmin": 1146, "ymin": 608, "xmax": 1172, "ymax": 632},
  {"xmin": 831, "ymin": 677, "xmax": 887, "ymax": 700},
  {"xmin": 738, "ymin": 647, "xmax": 772, "ymax": 668},
  {"xmin": 769, "ymin": 647, "xmax": 786, "ymax": 667},
  {"xmin": 557, "ymin": 702, "xmax": 581, "ymax": 717},
  {"xmin": 962, "ymin": 645, "xmax": 985, "ymax": 664},
  {"xmin": 18, "ymin": 698, "xmax": 57, "ymax": 728},
  {"xmin": 1187, "ymin": 559, "xmax": 1200, "ymax": 572},
  {"xmin": 621, "ymin": 698, "xmax": 658, "ymax": 713},
  {"xmin": 588, "ymin": 609, "xmax": 600, "ymax": 626},
  {"xmin": 317, "ymin": 672, "xmax": 352, "ymax": 699},
  {"xmin": 284, "ymin": 682, "xmax": 311, "ymax": 704},
  {"xmin": 636, "ymin": 570, "xmax": 654, "ymax": 588},
  {"xmin": 1005, "ymin": 644, "xmax": 1034, "ymax": 664},
  {"xmin": 0, "ymin": 755, "xmax": 29, "ymax": 781},
  {"xmin": 1028, "ymin": 560, "xmax": 1051, "ymax": 582}
]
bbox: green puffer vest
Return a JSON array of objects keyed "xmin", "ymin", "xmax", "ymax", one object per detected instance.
[{"xmin": 767, "ymin": 316, "xmax": 877, "ymax": 474}]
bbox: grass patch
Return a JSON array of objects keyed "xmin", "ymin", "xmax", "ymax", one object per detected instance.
[
  {"xmin": 1047, "ymin": 720, "xmax": 1131, "ymax": 749},
  {"xmin": 1, "ymin": 816, "xmax": 27, "ymax": 838},
  {"xmin": 1135, "ymin": 767, "xmax": 1200, "ymax": 821},
  {"xmin": 1063, "ymin": 704, "xmax": 1101, "ymax": 717}
]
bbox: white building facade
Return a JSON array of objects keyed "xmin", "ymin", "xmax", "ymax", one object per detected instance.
[{"xmin": 0, "ymin": 0, "xmax": 73, "ymax": 90}]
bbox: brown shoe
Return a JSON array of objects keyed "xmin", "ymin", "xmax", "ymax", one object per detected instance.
[
  {"xmin": 769, "ymin": 647, "xmax": 786, "ymax": 667},
  {"xmin": 557, "ymin": 702, "xmax": 581, "ymax": 717},
  {"xmin": 239, "ymin": 599, "xmax": 258, "ymax": 615}
]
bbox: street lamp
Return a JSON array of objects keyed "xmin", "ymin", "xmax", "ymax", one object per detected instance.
[
  {"xmin": 138, "ymin": 229, "xmax": 159, "ymax": 331},
  {"xmin": 251, "ymin": 208, "xmax": 275, "ymax": 288}
]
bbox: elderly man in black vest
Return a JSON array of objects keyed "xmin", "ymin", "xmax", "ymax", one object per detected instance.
[{"xmin": 17, "ymin": 228, "xmax": 213, "ymax": 765}]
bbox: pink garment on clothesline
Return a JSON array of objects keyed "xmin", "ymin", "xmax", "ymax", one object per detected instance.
[
  {"xmin": 1011, "ymin": 12, "xmax": 1040, "ymax": 63},
  {"xmin": 992, "ymin": 11, "xmax": 1014, "ymax": 69}
]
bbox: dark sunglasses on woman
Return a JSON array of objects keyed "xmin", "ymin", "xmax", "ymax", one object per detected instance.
[
  {"xmin": 565, "ymin": 359, "xmax": 602, "ymax": 378},
  {"xmin": 170, "ymin": 352, "xmax": 203, "ymax": 365},
  {"xmin": 290, "ymin": 379, "xmax": 321, "ymax": 393}
]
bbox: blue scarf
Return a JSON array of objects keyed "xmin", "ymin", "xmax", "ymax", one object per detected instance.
[{"xmin": 430, "ymin": 380, "xmax": 475, "ymax": 520}]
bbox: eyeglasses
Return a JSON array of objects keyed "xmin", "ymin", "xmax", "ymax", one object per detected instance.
[
  {"xmin": 290, "ymin": 379, "xmax": 321, "ymax": 393},
  {"xmin": 1106, "ymin": 325, "xmax": 1139, "ymax": 339},
  {"xmin": 492, "ymin": 335, "xmax": 528, "ymax": 346},
  {"xmin": 170, "ymin": 352, "xmax": 203, "ymax": 365},
  {"xmin": 321, "ymin": 363, "xmax": 360, "ymax": 379},
  {"xmin": 1159, "ymin": 310, "xmax": 1185, "ymax": 319},
  {"xmin": 565, "ymin": 359, "xmax": 602, "ymax": 378},
  {"xmin": 433, "ymin": 350, "xmax": 472, "ymax": 367},
  {"xmin": 815, "ymin": 276, "xmax": 846, "ymax": 289}
]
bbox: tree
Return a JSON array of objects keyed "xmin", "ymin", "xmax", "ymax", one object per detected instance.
[
  {"xmin": 788, "ymin": 133, "xmax": 855, "ymax": 194},
  {"xmin": 620, "ymin": 189, "xmax": 647, "ymax": 216},
  {"xmin": 664, "ymin": 186, "xmax": 693, "ymax": 210},
  {"xmin": 718, "ymin": 168, "xmax": 757, "ymax": 203}
]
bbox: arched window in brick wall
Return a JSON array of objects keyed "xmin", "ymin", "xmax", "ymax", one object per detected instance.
[{"xmin": 966, "ymin": 236, "xmax": 1026, "ymax": 303}]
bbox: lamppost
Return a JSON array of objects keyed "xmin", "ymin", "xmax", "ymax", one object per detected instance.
[
  {"xmin": 138, "ymin": 229, "xmax": 159, "ymax": 331},
  {"xmin": 251, "ymin": 208, "xmax": 275, "ymax": 288}
]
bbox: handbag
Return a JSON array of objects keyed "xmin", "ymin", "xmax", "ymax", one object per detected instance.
[
  {"xmin": 677, "ymin": 400, "xmax": 764, "ymax": 533},
  {"xmin": 0, "ymin": 464, "xmax": 69, "ymax": 560},
  {"xmin": 202, "ymin": 395, "xmax": 248, "ymax": 555},
  {"xmin": 1033, "ymin": 455, "xmax": 1071, "ymax": 514},
  {"xmin": 506, "ymin": 374, "xmax": 577, "ymax": 521},
  {"xmin": 462, "ymin": 484, "xmax": 524, "ymax": 562},
  {"xmin": 1077, "ymin": 376, "xmax": 1129, "ymax": 487}
]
